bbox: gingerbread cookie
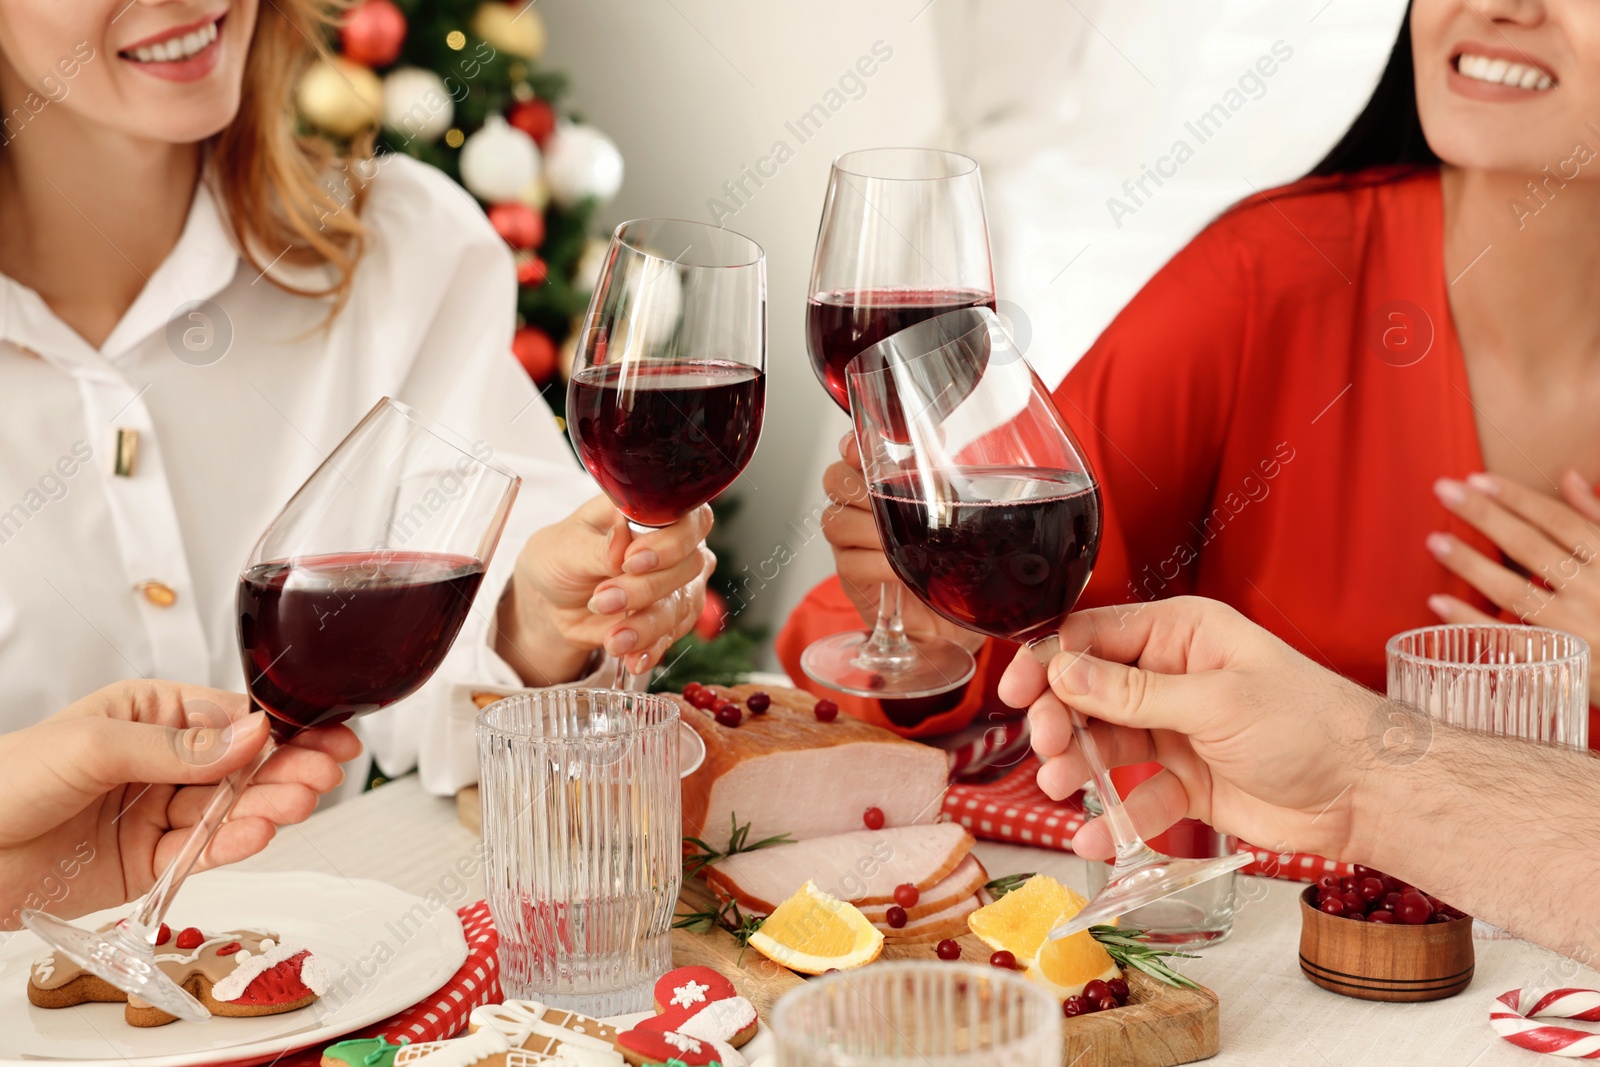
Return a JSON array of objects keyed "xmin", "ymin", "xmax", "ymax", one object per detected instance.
[
  {"xmin": 467, "ymin": 1000, "xmax": 623, "ymax": 1060},
  {"xmin": 616, "ymin": 1029, "xmax": 743, "ymax": 1067},
  {"xmin": 395, "ymin": 1026, "xmax": 622, "ymax": 1067},
  {"xmin": 618, "ymin": 967, "xmax": 757, "ymax": 1067},
  {"xmin": 28, "ymin": 923, "xmax": 327, "ymax": 1027},
  {"xmin": 322, "ymin": 1037, "xmax": 409, "ymax": 1067}
]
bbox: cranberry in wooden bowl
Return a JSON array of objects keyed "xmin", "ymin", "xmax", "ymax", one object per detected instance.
[{"xmin": 1298, "ymin": 867, "xmax": 1473, "ymax": 1002}]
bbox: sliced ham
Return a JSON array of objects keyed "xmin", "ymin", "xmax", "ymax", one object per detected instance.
[
  {"xmin": 858, "ymin": 855, "xmax": 988, "ymax": 923},
  {"xmin": 880, "ymin": 894, "xmax": 983, "ymax": 943},
  {"xmin": 705, "ymin": 824, "xmax": 974, "ymax": 915},
  {"xmin": 678, "ymin": 685, "xmax": 949, "ymax": 848}
]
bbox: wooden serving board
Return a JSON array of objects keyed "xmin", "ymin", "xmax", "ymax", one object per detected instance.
[{"xmin": 456, "ymin": 787, "xmax": 1218, "ymax": 1065}]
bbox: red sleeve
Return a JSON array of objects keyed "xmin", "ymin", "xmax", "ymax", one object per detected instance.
[{"xmin": 776, "ymin": 221, "xmax": 1251, "ymax": 734}]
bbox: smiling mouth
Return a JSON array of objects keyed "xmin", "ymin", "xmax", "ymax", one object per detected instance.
[
  {"xmin": 119, "ymin": 14, "xmax": 224, "ymax": 64},
  {"xmin": 1453, "ymin": 51, "xmax": 1555, "ymax": 91}
]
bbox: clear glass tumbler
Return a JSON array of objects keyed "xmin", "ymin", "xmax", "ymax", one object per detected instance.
[
  {"xmin": 477, "ymin": 689, "xmax": 682, "ymax": 1016},
  {"xmin": 1387, "ymin": 624, "xmax": 1589, "ymax": 748},
  {"xmin": 771, "ymin": 962, "xmax": 1062, "ymax": 1067}
]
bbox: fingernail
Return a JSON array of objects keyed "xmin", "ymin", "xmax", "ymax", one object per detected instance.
[
  {"xmin": 608, "ymin": 629, "xmax": 639, "ymax": 654},
  {"xmin": 588, "ymin": 587, "xmax": 628, "ymax": 614},
  {"xmin": 1427, "ymin": 594, "xmax": 1451, "ymax": 616},
  {"xmin": 1426, "ymin": 532, "xmax": 1452, "ymax": 557},
  {"xmin": 1466, "ymin": 472, "xmax": 1498, "ymax": 495},
  {"xmin": 1047, "ymin": 653, "xmax": 1094, "ymax": 696},
  {"xmin": 1433, "ymin": 478, "xmax": 1466, "ymax": 507},
  {"xmin": 623, "ymin": 550, "xmax": 659, "ymax": 574}
]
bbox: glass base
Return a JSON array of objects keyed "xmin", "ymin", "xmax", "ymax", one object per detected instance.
[
  {"xmin": 497, "ymin": 929, "xmax": 671, "ymax": 1017},
  {"xmin": 800, "ymin": 630, "xmax": 976, "ymax": 698},
  {"xmin": 1049, "ymin": 850, "xmax": 1252, "ymax": 941},
  {"xmin": 21, "ymin": 910, "xmax": 211, "ymax": 1023}
]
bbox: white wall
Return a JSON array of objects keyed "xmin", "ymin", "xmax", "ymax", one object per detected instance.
[{"xmin": 539, "ymin": 0, "xmax": 1406, "ymax": 663}]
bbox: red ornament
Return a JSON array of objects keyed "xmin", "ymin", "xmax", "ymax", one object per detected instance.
[
  {"xmin": 488, "ymin": 201, "xmax": 544, "ymax": 250},
  {"xmin": 694, "ymin": 588, "xmax": 727, "ymax": 641},
  {"xmin": 512, "ymin": 327, "xmax": 558, "ymax": 385},
  {"xmin": 340, "ymin": 0, "xmax": 406, "ymax": 67},
  {"xmin": 516, "ymin": 254, "xmax": 548, "ymax": 287},
  {"xmin": 507, "ymin": 99, "xmax": 557, "ymax": 147}
]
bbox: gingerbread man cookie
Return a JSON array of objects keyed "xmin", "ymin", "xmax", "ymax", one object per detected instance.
[{"xmin": 28, "ymin": 923, "xmax": 327, "ymax": 1027}]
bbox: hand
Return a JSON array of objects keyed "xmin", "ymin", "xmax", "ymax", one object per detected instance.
[
  {"xmin": 1428, "ymin": 471, "xmax": 1600, "ymax": 702},
  {"xmin": 0, "ymin": 680, "xmax": 360, "ymax": 928},
  {"xmin": 499, "ymin": 496, "xmax": 714, "ymax": 681},
  {"xmin": 997, "ymin": 597, "xmax": 1387, "ymax": 865},
  {"xmin": 821, "ymin": 434, "xmax": 984, "ymax": 653}
]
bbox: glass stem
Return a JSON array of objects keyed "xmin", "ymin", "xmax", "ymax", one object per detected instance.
[
  {"xmin": 124, "ymin": 734, "xmax": 277, "ymax": 938},
  {"xmin": 860, "ymin": 582, "xmax": 919, "ymax": 666},
  {"xmin": 1028, "ymin": 634, "xmax": 1156, "ymax": 870}
]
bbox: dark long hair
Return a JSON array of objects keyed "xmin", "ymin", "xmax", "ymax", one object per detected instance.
[{"xmin": 1308, "ymin": 10, "xmax": 1440, "ymax": 176}]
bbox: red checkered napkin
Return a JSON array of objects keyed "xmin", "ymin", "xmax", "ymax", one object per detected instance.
[
  {"xmin": 262, "ymin": 901, "xmax": 501, "ymax": 1067},
  {"xmin": 942, "ymin": 754, "xmax": 1356, "ymax": 883}
]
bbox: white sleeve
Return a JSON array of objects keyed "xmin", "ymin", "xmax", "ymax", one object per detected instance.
[{"xmin": 354, "ymin": 156, "xmax": 601, "ymax": 795}]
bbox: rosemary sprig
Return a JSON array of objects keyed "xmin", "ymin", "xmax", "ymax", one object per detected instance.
[
  {"xmin": 673, "ymin": 896, "xmax": 765, "ymax": 964},
  {"xmin": 1089, "ymin": 925, "xmax": 1200, "ymax": 989},
  {"xmin": 983, "ymin": 872, "xmax": 1035, "ymax": 899},
  {"xmin": 683, "ymin": 813, "xmax": 794, "ymax": 880}
]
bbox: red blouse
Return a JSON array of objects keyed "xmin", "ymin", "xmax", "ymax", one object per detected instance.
[{"xmin": 777, "ymin": 167, "xmax": 1537, "ymax": 738}]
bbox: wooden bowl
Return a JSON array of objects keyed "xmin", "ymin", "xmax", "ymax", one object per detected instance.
[{"xmin": 1298, "ymin": 886, "xmax": 1474, "ymax": 1001}]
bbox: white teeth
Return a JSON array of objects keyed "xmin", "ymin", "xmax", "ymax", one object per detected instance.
[
  {"xmin": 1457, "ymin": 51, "xmax": 1555, "ymax": 90},
  {"xmin": 126, "ymin": 18, "xmax": 218, "ymax": 62}
]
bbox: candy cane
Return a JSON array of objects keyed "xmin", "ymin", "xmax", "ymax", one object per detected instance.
[{"xmin": 1491, "ymin": 988, "xmax": 1600, "ymax": 1057}]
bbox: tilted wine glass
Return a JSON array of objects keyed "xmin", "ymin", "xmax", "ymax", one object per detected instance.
[
  {"xmin": 800, "ymin": 147, "xmax": 992, "ymax": 698},
  {"xmin": 22, "ymin": 397, "xmax": 519, "ymax": 1021},
  {"xmin": 846, "ymin": 307, "xmax": 1250, "ymax": 942}
]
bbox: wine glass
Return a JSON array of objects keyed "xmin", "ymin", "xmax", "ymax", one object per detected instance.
[
  {"xmin": 568, "ymin": 218, "xmax": 765, "ymax": 687},
  {"xmin": 801, "ymin": 147, "xmax": 992, "ymax": 698},
  {"xmin": 21, "ymin": 397, "xmax": 520, "ymax": 1022},
  {"xmin": 846, "ymin": 307, "xmax": 1250, "ymax": 942}
]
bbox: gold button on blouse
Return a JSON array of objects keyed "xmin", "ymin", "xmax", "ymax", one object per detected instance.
[{"xmin": 136, "ymin": 581, "xmax": 177, "ymax": 608}]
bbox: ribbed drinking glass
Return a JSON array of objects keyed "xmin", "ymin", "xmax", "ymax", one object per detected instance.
[
  {"xmin": 1387, "ymin": 623, "xmax": 1588, "ymax": 747},
  {"xmin": 477, "ymin": 689, "xmax": 681, "ymax": 1016},
  {"xmin": 771, "ymin": 962, "xmax": 1062, "ymax": 1067}
]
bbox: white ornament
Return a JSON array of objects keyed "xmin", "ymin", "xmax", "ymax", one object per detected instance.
[
  {"xmin": 459, "ymin": 116, "xmax": 541, "ymax": 203},
  {"xmin": 383, "ymin": 67, "xmax": 454, "ymax": 145},
  {"xmin": 671, "ymin": 979, "xmax": 711, "ymax": 1008},
  {"xmin": 544, "ymin": 123, "xmax": 624, "ymax": 208}
]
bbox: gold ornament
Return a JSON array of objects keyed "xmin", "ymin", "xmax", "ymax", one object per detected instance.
[
  {"xmin": 519, "ymin": 176, "xmax": 550, "ymax": 211},
  {"xmin": 296, "ymin": 57, "xmax": 382, "ymax": 138},
  {"xmin": 471, "ymin": 2, "xmax": 545, "ymax": 60},
  {"xmin": 446, "ymin": 29, "xmax": 466, "ymax": 50},
  {"xmin": 445, "ymin": 128, "xmax": 465, "ymax": 148}
]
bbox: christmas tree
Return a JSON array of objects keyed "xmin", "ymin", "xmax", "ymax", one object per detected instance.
[{"xmin": 298, "ymin": 0, "xmax": 760, "ymax": 686}]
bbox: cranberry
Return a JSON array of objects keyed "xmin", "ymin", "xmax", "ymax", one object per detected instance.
[
  {"xmin": 863, "ymin": 807, "xmax": 885, "ymax": 830},
  {"xmin": 1341, "ymin": 891, "xmax": 1365, "ymax": 914},
  {"xmin": 1317, "ymin": 874, "xmax": 1339, "ymax": 892},
  {"xmin": 1429, "ymin": 912, "xmax": 1454, "ymax": 924},
  {"xmin": 1351, "ymin": 864, "xmax": 1375, "ymax": 878},
  {"xmin": 215, "ymin": 941, "xmax": 242, "ymax": 956},
  {"xmin": 894, "ymin": 883, "xmax": 920, "ymax": 908},
  {"xmin": 1107, "ymin": 977, "xmax": 1130, "ymax": 1004},
  {"xmin": 1382, "ymin": 891, "xmax": 1403, "ymax": 912},
  {"xmin": 154, "ymin": 923, "xmax": 172, "ymax": 946},
  {"xmin": 885, "ymin": 906, "xmax": 908, "ymax": 929},
  {"xmin": 714, "ymin": 705, "xmax": 742, "ymax": 728},
  {"xmin": 1358, "ymin": 876, "xmax": 1386, "ymax": 902},
  {"xmin": 175, "ymin": 927, "xmax": 204, "ymax": 950},
  {"xmin": 936, "ymin": 939, "xmax": 961, "ymax": 960},
  {"xmin": 1319, "ymin": 897, "xmax": 1345, "ymax": 916},
  {"xmin": 989, "ymin": 950, "xmax": 1018, "ymax": 970},
  {"xmin": 1339, "ymin": 876, "xmax": 1357, "ymax": 893},
  {"xmin": 814, "ymin": 698, "xmax": 839, "ymax": 722},
  {"xmin": 1082, "ymin": 979, "xmax": 1111, "ymax": 1004},
  {"xmin": 683, "ymin": 682, "xmax": 704, "ymax": 697},
  {"xmin": 1098, "ymin": 995, "xmax": 1119, "ymax": 1012},
  {"xmin": 746, "ymin": 692, "xmax": 771, "ymax": 713},
  {"xmin": 823, "ymin": 968, "xmax": 839, "ymax": 974},
  {"xmin": 1397, "ymin": 893, "xmax": 1433, "ymax": 925},
  {"xmin": 1062, "ymin": 996, "xmax": 1087, "ymax": 1018},
  {"xmin": 1368, "ymin": 910, "xmax": 1396, "ymax": 924},
  {"xmin": 688, "ymin": 688, "xmax": 718, "ymax": 710}
]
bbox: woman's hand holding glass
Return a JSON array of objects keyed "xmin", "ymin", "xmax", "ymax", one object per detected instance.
[{"xmin": 498, "ymin": 497, "xmax": 715, "ymax": 681}]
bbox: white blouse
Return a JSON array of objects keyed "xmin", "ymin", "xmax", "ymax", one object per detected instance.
[{"xmin": 0, "ymin": 154, "xmax": 596, "ymax": 794}]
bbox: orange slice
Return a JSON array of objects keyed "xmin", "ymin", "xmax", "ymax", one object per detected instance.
[
  {"xmin": 967, "ymin": 875, "xmax": 1090, "ymax": 968},
  {"xmin": 1026, "ymin": 928, "xmax": 1120, "ymax": 1000},
  {"xmin": 747, "ymin": 880, "xmax": 884, "ymax": 975}
]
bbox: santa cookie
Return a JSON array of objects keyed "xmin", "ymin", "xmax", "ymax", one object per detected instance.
[
  {"xmin": 395, "ymin": 1026, "xmax": 623, "ymax": 1067},
  {"xmin": 28, "ymin": 923, "xmax": 327, "ymax": 1027}
]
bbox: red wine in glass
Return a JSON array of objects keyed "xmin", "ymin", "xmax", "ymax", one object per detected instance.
[
  {"xmin": 806, "ymin": 288, "xmax": 996, "ymax": 413},
  {"xmin": 238, "ymin": 550, "xmax": 486, "ymax": 741},
  {"xmin": 569, "ymin": 360, "xmax": 764, "ymax": 529},
  {"xmin": 870, "ymin": 467, "xmax": 1101, "ymax": 644}
]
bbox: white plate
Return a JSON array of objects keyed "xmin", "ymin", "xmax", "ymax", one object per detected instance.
[
  {"xmin": 606, "ymin": 1011, "xmax": 773, "ymax": 1064},
  {"xmin": 0, "ymin": 870, "xmax": 467, "ymax": 1067}
]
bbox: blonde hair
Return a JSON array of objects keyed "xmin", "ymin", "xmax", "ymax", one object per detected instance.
[{"xmin": 208, "ymin": 0, "xmax": 370, "ymax": 317}]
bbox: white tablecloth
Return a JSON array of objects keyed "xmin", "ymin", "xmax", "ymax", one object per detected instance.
[{"xmin": 234, "ymin": 776, "xmax": 1593, "ymax": 1066}]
